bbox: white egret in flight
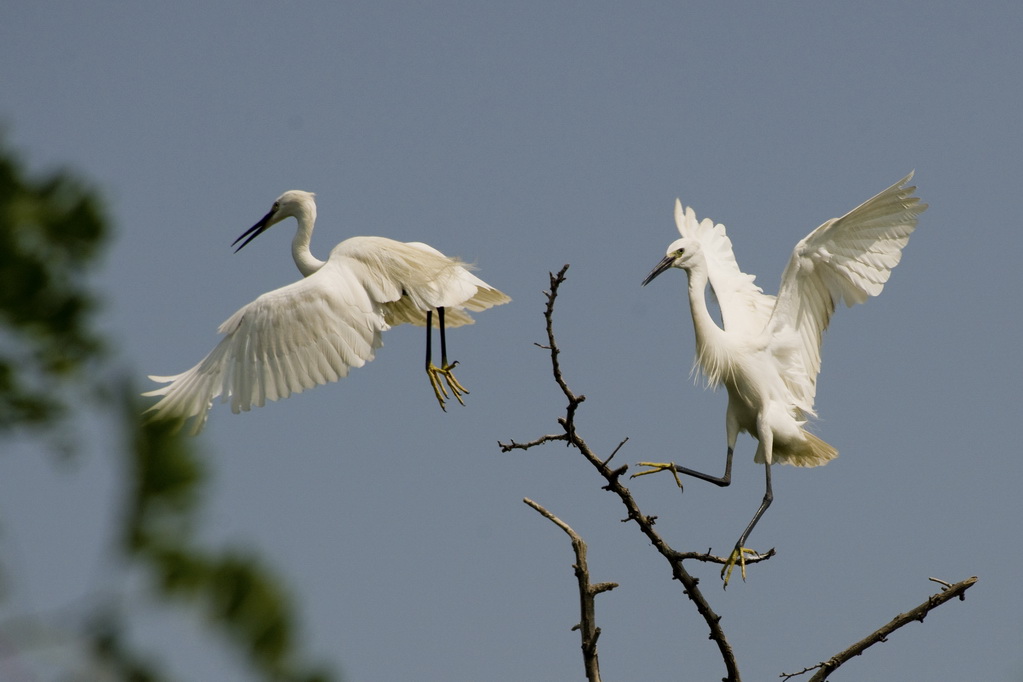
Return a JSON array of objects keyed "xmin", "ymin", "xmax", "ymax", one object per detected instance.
[
  {"xmin": 144, "ymin": 190, "xmax": 509, "ymax": 433},
  {"xmin": 635, "ymin": 173, "xmax": 926, "ymax": 585}
]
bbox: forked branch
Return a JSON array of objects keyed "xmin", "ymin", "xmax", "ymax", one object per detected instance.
[{"xmin": 524, "ymin": 498, "xmax": 618, "ymax": 682}]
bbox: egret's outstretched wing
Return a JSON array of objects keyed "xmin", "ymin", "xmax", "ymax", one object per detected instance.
[
  {"xmin": 768, "ymin": 172, "xmax": 927, "ymax": 408},
  {"xmin": 675, "ymin": 201, "xmax": 775, "ymax": 335},
  {"xmin": 144, "ymin": 260, "xmax": 389, "ymax": 434}
]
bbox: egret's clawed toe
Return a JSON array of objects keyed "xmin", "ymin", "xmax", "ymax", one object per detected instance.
[
  {"xmin": 721, "ymin": 546, "xmax": 762, "ymax": 588},
  {"xmin": 427, "ymin": 361, "xmax": 468, "ymax": 410},
  {"xmin": 631, "ymin": 462, "xmax": 684, "ymax": 491}
]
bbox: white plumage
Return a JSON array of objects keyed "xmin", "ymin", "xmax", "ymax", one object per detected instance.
[
  {"xmin": 144, "ymin": 191, "xmax": 509, "ymax": 433},
  {"xmin": 638, "ymin": 173, "xmax": 926, "ymax": 583}
]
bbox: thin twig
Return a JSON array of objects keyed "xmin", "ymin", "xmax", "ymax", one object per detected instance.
[
  {"xmin": 601, "ymin": 438, "xmax": 629, "ymax": 467},
  {"xmin": 499, "ymin": 434, "xmax": 568, "ymax": 452},
  {"xmin": 524, "ymin": 498, "xmax": 617, "ymax": 682}
]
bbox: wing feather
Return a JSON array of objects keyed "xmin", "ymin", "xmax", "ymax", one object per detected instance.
[
  {"xmin": 144, "ymin": 260, "xmax": 388, "ymax": 434},
  {"xmin": 768, "ymin": 172, "xmax": 927, "ymax": 409}
]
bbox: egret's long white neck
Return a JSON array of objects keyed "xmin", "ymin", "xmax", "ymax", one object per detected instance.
[
  {"xmin": 684, "ymin": 257, "xmax": 729, "ymax": 386},
  {"xmin": 291, "ymin": 206, "xmax": 326, "ymax": 277}
]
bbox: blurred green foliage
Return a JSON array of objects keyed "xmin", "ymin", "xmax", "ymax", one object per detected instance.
[
  {"xmin": 0, "ymin": 137, "xmax": 335, "ymax": 682},
  {"xmin": 126, "ymin": 410, "xmax": 332, "ymax": 682},
  {"xmin": 0, "ymin": 143, "xmax": 106, "ymax": 429}
]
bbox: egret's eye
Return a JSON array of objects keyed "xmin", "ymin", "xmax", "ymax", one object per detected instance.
[
  {"xmin": 675, "ymin": 248, "xmax": 685, "ymax": 256},
  {"xmin": 272, "ymin": 201, "xmax": 280, "ymax": 211}
]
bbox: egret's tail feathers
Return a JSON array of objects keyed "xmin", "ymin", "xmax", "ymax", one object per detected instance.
[
  {"xmin": 382, "ymin": 284, "xmax": 510, "ymax": 328},
  {"xmin": 463, "ymin": 284, "xmax": 511, "ymax": 312},
  {"xmin": 776, "ymin": 430, "xmax": 838, "ymax": 468}
]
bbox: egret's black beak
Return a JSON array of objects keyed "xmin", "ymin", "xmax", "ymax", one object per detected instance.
[
  {"xmin": 232, "ymin": 208, "xmax": 276, "ymax": 252},
  {"xmin": 642, "ymin": 255, "xmax": 674, "ymax": 286}
]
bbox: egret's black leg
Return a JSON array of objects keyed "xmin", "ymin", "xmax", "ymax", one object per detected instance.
[
  {"xmin": 722, "ymin": 461, "xmax": 773, "ymax": 587},
  {"xmin": 633, "ymin": 446, "xmax": 735, "ymax": 491},
  {"xmin": 425, "ymin": 307, "xmax": 468, "ymax": 410},
  {"xmin": 425, "ymin": 309, "xmax": 434, "ymax": 371},
  {"xmin": 436, "ymin": 307, "xmax": 467, "ymax": 401},
  {"xmin": 737, "ymin": 460, "xmax": 772, "ymax": 549},
  {"xmin": 438, "ymin": 307, "xmax": 449, "ymax": 366},
  {"xmin": 438, "ymin": 308, "xmax": 464, "ymax": 385},
  {"xmin": 674, "ymin": 447, "xmax": 735, "ymax": 487}
]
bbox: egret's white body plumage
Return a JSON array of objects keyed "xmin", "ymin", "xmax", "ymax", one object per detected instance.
[
  {"xmin": 145, "ymin": 191, "xmax": 509, "ymax": 433},
  {"xmin": 640, "ymin": 173, "xmax": 926, "ymax": 582},
  {"xmin": 650, "ymin": 173, "xmax": 926, "ymax": 467}
]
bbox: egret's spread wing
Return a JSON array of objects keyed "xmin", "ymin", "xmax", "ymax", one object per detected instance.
[
  {"xmin": 675, "ymin": 201, "xmax": 775, "ymax": 335},
  {"xmin": 144, "ymin": 261, "xmax": 389, "ymax": 434},
  {"xmin": 768, "ymin": 172, "xmax": 927, "ymax": 407},
  {"xmin": 333, "ymin": 237, "xmax": 510, "ymax": 329}
]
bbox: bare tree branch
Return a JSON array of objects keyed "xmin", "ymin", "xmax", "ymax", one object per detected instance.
[
  {"xmin": 500, "ymin": 265, "xmax": 745, "ymax": 682},
  {"xmin": 524, "ymin": 497, "xmax": 618, "ymax": 682},
  {"xmin": 781, "ymin": 576, "xmax": 979, "ymax": 681}
]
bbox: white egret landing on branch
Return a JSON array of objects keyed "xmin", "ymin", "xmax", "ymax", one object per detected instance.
[
  {"xmin": 144, "ymin": 190, "xmax": 509, "ymax": 433},
  {"xmin": 635, "ymin": 173, "xmax": 926, "ymax": 585}
]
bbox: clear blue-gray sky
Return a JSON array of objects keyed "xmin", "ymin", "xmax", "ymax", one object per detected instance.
[{"xmin": 2, "ymin": 2, "xmax": 1019, "ymax": 680}]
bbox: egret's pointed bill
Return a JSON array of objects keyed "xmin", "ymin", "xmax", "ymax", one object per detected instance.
[
  {"xmin": 642, "ymin": 255, "xmax": 675, "ymax": 286},
  {"xmin": 233, "ymin": 207, "xmax": 277, "ymax": 252}
]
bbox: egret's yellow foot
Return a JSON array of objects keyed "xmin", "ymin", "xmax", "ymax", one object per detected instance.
[
  {"xmin": 427, "ymin": 361, "xmax": 467, "ymax": 410},
  {"xmin": 631, "ymin": 462, "xmax": 684, "ymax": 490},
  {"xmin": 721, "ymin": 546, "xmax": 761, "ymax": 588}
]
